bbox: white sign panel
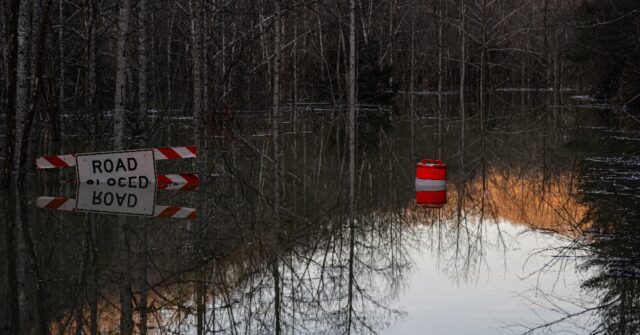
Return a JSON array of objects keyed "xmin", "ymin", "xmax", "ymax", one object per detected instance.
[
  {"xmin": 76, "ymin": 183, "xmax": 156, "ymax": 216},
  {"xmin": 76, "ymin": 150, "xmax": 156, "ymax": 187}
]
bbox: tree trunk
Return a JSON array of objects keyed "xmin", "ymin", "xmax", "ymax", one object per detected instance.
[
  {"xmin": 89, "ymin": 216, "xmax": 98, "ymax": 335},
  {"xmin": 166, "ymin": 1, "xmax": 175, "ymax": 111},
  {"xmin": 347, "ymin": 0, "xmax": 356, "ymax": 332},
  {"xmin": 118, "ymin": 218, "xmax": 132, "ymax": 335},
  {"xmin": 86, "ymin": 0, "xmax": 97, "ymax": 149},
  {"xmin": 273, "ymin": 0, "xmax": 281, "ymax": 220},
  {"xmin": 1, "ymin": 0, "xmax": 6, "ymax": 92},
  {"xmin": 459, "ymin": 0, "xmax": 465, "ymax": 171},
  {"xmin": 273, "ymin": 262, "xmax": 281, "ymax": 335},
  {"xmin": 348, "ymin": 0, "xmax": 356, "ymax": 213},
  {"xmin": 190, "ymin": 0, "xmax": 206, "ymax": 173},
  {"xmin": 85, "ymin": 4, "xmax": 99, "ymax": 331},
  {"xmin": 18, "ymin": 0, "xmax": 53, "ymax": 181},
  {"xmin": 14, "ymin": 0, "xmax": 31, "ymax": 170},
  {"xmin": 15, "ymin": 187, "xmax": 31, "ymax": 335},
  {"xmin": 272, "ymin": 2, "xmax": 282, "ymax": 334},
  {"xmin": 409, "ymin": 0, "xmax": 415, "ymax": 161},
  {"xmin": 114, "ymin": 0, "xmax": 132, "ymax": 334},
  {"xmin": 437, "ymin": 0, "xmax": 444, "ymax": 159},
  {"xmin": 138, "ymin": 0, "xmax": 148, "ymax": 122},
  {"xmin": 5, "ymin": 187, "xmax": 19, "ymax": 333},
  {"xmin": 114, "ymin": 0, "xmax": 129, "ymax": 150},
  {"xmin": 196, "ymin": 269, "xmax": 205, "ymax": 335},
  {"xmin": 3, "ymin": 0, "xmax": 20, "ymax": 186},
  {"xmin": 57, "ymin": 0, "xmax": 64, "ymax": 152}
]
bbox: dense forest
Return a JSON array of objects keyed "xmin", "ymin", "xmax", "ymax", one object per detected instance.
[
  {"xmin": 1, "ymin": 0, "xmax": 640, "ymax": 183},
  {"xmin": 2, "ymin": 1, "xmax": 640, "ymax": 335}
]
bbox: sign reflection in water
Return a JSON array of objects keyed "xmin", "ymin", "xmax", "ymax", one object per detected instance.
[
  {"xmin": 76, "ymin": 183, "xmax": 156, "ymax": 216},
  {"xmin": 36, "ymin": 183, "xmax": 195, "ymax": 220}
]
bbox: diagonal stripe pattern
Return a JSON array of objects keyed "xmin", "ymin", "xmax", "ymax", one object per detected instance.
[
  {"xmin": 157, "ymin": 173, "xmax": 200, "ymax": 190},
  {"xmin": 153, "ymin": 146, "xmax": 197, "ymax": 160},
  {"xmin": 36, "ymin": 197, "xmax": 77, "ymax": 211},
  {"xmin": 36, "ymin": 154, "xmax": 76, "ymax": 169},
  {"xmin": 36, "ymin": 146, "xmax": 197, "ymax": 169},
  {"xmin": 35, "ymin": 196, "xmax": 196, "ymax": 220}
]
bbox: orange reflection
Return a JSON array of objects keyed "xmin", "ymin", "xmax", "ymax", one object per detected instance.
[{"xmin": 409, "ymin": 169, "xmax": 588, "ymax": 236}]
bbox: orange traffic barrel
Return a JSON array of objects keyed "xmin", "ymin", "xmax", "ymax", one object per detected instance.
[{"xmin": 416, "ymin": 159, "xmax": 447, "ymax": 208}]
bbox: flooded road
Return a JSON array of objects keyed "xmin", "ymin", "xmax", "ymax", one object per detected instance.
[
  {"xmin": 384, "ymin": 222, "xmax": 588, "ymax": 335},
  {"xmin": 1, "ymin": 93, "xmax": 638, "ymax": 334}
]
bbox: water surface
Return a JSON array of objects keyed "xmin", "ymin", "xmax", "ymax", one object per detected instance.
[{"xmin": 2, "ymin": 93, "xmax": 638, "ymax": 334}]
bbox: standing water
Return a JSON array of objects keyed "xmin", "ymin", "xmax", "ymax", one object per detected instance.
[{"xmin": 1, "ymin": 92, "xmax": 638, "ymax": 334}]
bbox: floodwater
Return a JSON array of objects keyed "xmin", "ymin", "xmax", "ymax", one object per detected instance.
[{"xmin": 1, "ymin": 93, "xmax": 639, "ymax": 334}]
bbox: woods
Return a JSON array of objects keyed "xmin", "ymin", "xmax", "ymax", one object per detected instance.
[
  {"xmin": 2, "ymin": 0, "xmax": 630, "ymax": 183},
  {"xmin": 2, "ymin": 0, "xmax": 640, "ymax": 334}
]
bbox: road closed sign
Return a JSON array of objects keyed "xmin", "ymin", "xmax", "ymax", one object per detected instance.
[
  {"xmin": 76, "ymin": 150, "xmax": 156, "ymax": 188},
  {"xmin": 36, "ymin": 146, "xmax": 197, "ymax": 218}
]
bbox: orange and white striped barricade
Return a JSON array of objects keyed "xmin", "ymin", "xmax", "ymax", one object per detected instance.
[
  {"xmin": 36, "ymin": 196, "xmax": 196, "ymax": 220},
  {"xmin": 36, "ymin": 146, "xmax": 197, "ymax": 169}
]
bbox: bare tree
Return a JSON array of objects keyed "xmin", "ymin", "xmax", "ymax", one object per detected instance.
[
  {"xmin": 114, "ymin": 0, "xmax": 133, "ymax": 333},
  {"xmin": 114, "ymin": 0, "xmax": 129, "ymax": 150},
  {"xmin": 3, "ymin": 0, "xmax": 20, "ymax": 186},
  {"xmin": 14, "ymin": 0, "xmax": 31, "ymax": 171},
  {"xmin": 347, "ymin": 0, "xmax": 357, "ymax": 332}
]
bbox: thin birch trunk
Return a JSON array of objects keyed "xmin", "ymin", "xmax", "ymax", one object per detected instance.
[
  {"xmin": 196, "ymin": 269, "xmax": 205, "ymax": 335},
  {"xmin": 166, "ymin": 1, "xmax": 175, "ymax": 110},
  {"xmin": 114, "ymin": 0, "xmax": 129, "ymax": 150},
  {"xmin": 5, "ymin": 189, "xmax": 19, "ymax": 333},
  {"xmin": 84, "ymin": 15, "xmax": 99, "ymax": 334},
  {"xmin": 348, "ymin": 0, "xmax": 356, "ymax": 211},
  {"xmin": 479, "ymin": 1, "xmax": 487, "ymax": 201},
  {"xmin": 1, "ymin": 1, "xmax": 6, "ymax": 93},
  {"xmin": 58, "ymin": 0, "xmax": 64, "ymax": 151},
  {"xmin": 437, "ymin": 0, "xmax": 443, "ymax": 159},
  {"xmin": 14, "ymin": 0, "xmax": 31, "ymax": 169},
  {"xmin": 89, "ymin": 216, "xmax": 98, "ymax": 335},
  {"xmin": 118, "ymin": 215, "xmax": 133, "ymax": 335},
  {"xmin": 273, "ymin": 262, "xmax": 281, "ymax": 335},
  {"xmin": 86, "ymin": 0, "xmax": 97, "ymax": 149},
  {"xmin": 3, "ymin": 3, "xmax": 20, "ymax": 333},
  {"xmin": 409, "ymin": 0, "xmax": 415, "ymax": 161},
  {"xmin": 273, "ymin": 0, "xmax": 281, "ymax": 219},
  {"xmin": 18, "ymin": 0, "xmax": 52, "ymax": 181},
  {"xmin": 459, "ymin": 0, "xmax": 465, "ymax": 171},
  {"xmin": 114, "ymin": 0, "xmax": 132, "ymax": 333},
  {"xmin": 387, "ymin": 0, "xmax": 394, "ymax": 85},
  {"xmin": 292, "ymin": 15, "xmax": 298, "ymax": 136},
  {"xmin": 15, "ymin": 187, "xmax": 30, "ymax": 335},
  {"xmin": 190, "ymin": 0, "xmax": 205, "ymax": 157},
  {"xmin": 136, "ymin": 2, "xmax": 148, "ymax": 333},
  {"xmin": 138, "ymin": 0, "xmax": 147, "ymax": 121},
  {"xmin": 3, "ymin": 0, "xmax": 20, "ymax": 185},
  {"xmin": 272, "ymin": 2, "xmax": 282, "ymax": 334},
  {"xmin": 347, "ymin": 0, "xmax": 356, "ymax": 332}
]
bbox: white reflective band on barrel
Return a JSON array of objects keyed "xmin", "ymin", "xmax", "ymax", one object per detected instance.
[{"xmin": 415, "ymin": 178, "xmax": 447, "ymax": 192}]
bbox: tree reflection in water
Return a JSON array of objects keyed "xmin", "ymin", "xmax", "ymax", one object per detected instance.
[
  {"xmin": 1, "ymin": 93, "xmax": 637, "ymax": 334},
  {"xmin": 516, "ymin": 129, "xmax": 640, "ymax": 334}
]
